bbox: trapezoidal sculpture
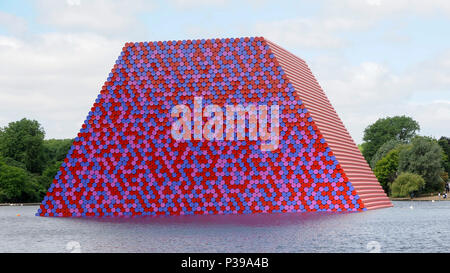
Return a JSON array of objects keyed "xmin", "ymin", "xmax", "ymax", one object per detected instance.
[{"xmin": 37, "ymin": 37, "xmax": 392, "ymax": 217}]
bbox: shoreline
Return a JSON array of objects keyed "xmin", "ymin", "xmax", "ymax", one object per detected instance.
[
  {"xmin": 1, "ymin": 198, "xmax": 450, "ymax": 207},
  {"xmin": 0, "ymin": 203, "xmax": 41, "ymax": 206},
  {"xmin": 390, "ymin": 196, "xmax": 450, "ymax": 201}
]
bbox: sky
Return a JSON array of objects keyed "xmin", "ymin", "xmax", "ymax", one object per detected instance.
[{"xmin": 0, "ymin": 0, "xmax": 449, "ymax": 144}]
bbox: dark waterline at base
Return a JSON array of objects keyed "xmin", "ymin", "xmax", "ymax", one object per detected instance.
[{"xmin": 1, "ymin": 201, "xmax": 449, "ymax": 252}]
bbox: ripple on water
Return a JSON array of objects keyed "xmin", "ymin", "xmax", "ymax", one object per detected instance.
[{"xmin": 0, "ymin": 201, "xmax": 449, "ymax": 253}]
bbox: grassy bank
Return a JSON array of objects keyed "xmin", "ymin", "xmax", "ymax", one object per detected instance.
[
  {"xmin": 0, "ymin": 203, "xmax": 41, "ymax": 206},
  {"xmin": 390, "ymin": 193, "xmax": 449, "ymax": 201}
]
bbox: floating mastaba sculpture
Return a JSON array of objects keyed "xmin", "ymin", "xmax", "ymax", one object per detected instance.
[{"xmin": 37, "ymin": 37, "xmax": 392, "ymax": 217}]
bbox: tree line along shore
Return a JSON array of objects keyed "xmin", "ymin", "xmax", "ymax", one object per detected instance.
[{"xmin": 0, "ymin": 116, "xmax": 449, "ymax": 204}]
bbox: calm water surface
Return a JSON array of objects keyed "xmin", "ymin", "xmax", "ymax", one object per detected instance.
[{"xmin": 0, "ymin": 201, "xmax": 449, "ymax": 253}]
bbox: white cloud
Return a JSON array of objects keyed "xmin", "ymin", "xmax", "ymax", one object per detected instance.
[
  {"xmin": 254, "ymin": 17, "xmax": 362, "ymax": 49},
  {"xmin": 0, "ymin": 0, "xmax": 448, "ymax": 145},
  {"xmin": 170, "ymin": 0, "xmax": 227, "ymax": 9},
  {"xmin": 33, "ymin": 0, "xmax": 154, "ymax": 37},
  {"xmin": 248, "ymin": 0, "xmax": 450, "ymax": 143},
  {"xmin": 308, "ymin": 52, "xmax": 450, "ymax": 143},
  {"xmin": 316, "ymin": 61, "xmax": 409, "ymax": 107},
  {"xmin": 67, "ymin": 0, "xmax": 81, "ymax": 6},
  {"xmin": 0, "ymin": 11, "xmax": 28, "ymax": 35},
  {"xmin": 366, "ymin": 0, "xmax": 381, "ymax": 6},
  {"xmin": 327, "ymin": 0, "xmax": 450, "ymax": 17},
  {"xmin": 0, "ymin": 33, "xmax": 123, "ymax": 139},
  {"xmin": 256, "ymin": 0, "xmax": 450, "ymax": 51},
  {"xmin": 407, "ymin": 50, "xmax": 450, "ymax": 90},
  {"xmin": 405, "ymin": 101, "xmax": 450, "ymax": 139}
]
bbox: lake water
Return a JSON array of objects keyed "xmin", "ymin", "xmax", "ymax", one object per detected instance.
[{"xmin": 0, "ymin": 201, "xmax": 449, "ymax": 253}]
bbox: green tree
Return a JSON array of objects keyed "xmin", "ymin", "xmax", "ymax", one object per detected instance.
[
  {"xmin": 398, "ymin": 136, "xmax": 444, "ymax": 192},
  {"xmin": 390, "ymin": 172, "xmax": 425, "ymax": 198},
  {"xmin": 1, "ymin": 157, "xmax": 27, "ymax": 170},
  {"xmin": 21, "ymin": 175, "xmax": 42, "ymax": 202},
  {"xmin": 38, "ymin": 161, "xmax": 62, "ymax": 192},
  {"xmin": 441, "ymin": 172, "xmax": 449, "ymax": 183},
  {"xmin": 357, "ymin": 144, "xmax": 363, "ymax": 154},
  {"xmin": 0, "ymin": 118, "xmax": 45, "ymax": 173},
  {"xmin": 370, "ymin": 139, "xmax": 402, "ymax": 169},
  {"xmin": 374, "ymin": 149, "xmax": 400, "ymax": 194},
  {"xmin": 361, "ymin": 116, "xmax": 420, "ymax": 163},
  {"xmin": 438, "ymin": 136, "xmax": 450, "ymax": 174},
  {"xmin": 43, "ymin": 138, "xmax": 73, "ymax": 167},
  {"xmin": 0, "ymin": 157, "xmax": 40, "ymax": 203}
]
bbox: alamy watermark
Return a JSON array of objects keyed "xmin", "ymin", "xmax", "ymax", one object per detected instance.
[{"xmin": 170, "ymin": 97, "xmax": 280, "ymax": 151}]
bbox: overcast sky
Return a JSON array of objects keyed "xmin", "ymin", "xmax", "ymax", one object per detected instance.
[{"xmin": 0, "ymin": 0, "xmax": 449, "ymax": 143}]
